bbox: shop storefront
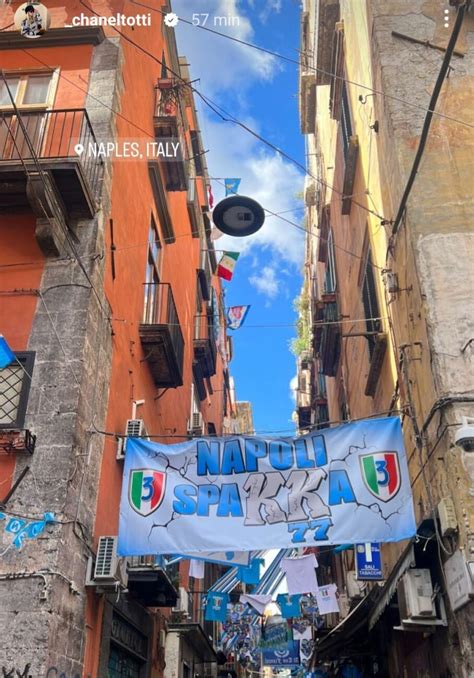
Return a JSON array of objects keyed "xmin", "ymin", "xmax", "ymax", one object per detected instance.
[{"xmin": 107, "ymin": 613, "xmax": 148, "ymax": 677}]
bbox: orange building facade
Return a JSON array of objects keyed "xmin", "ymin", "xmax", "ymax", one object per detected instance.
[{"xmin": 0, "ymin": 3, "xmax": 233, "ymax": 676}]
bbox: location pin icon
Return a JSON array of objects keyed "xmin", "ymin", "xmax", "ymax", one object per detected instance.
[{"xmin": 74, "ymin": 143, "xmax": 84, "ymax": 156}]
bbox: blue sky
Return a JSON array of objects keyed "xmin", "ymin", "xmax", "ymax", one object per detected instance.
[{"xmin": 173, "ymin": 0, "xmax": 305, "ymax": 434}]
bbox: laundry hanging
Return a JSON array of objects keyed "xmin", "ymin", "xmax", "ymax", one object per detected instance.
[{"xmin": 280, "ymin": 553, "xmax": 319, "ymax": 595}]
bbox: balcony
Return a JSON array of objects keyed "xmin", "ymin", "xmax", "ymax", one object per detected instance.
[
  {"xmin": 314, "ymin": 299, "xmax": 341, "ymax": 377},
  {"xmin": 365, "ymin": 333, "xmax": 388, "ymax": 397},
  {"xmin": 297, "ymin": 405, "xmax": 312, "ymax": 431},
  {"xmin": 341, "ymin": 136, "xmax": 359, "ymax": 215},
  {"xmin": 153, "ymin": 78, "xmax": 188, "ymax": 191},
  {"xmin": 193, "ymin": 313, "xmax": 217, "ymax": 379},
  {"xmin": 0, "ymin": 108, "xmax": 102, "ymax": 217},
  {"xmin": 139, "ymin": 283, "xmax": 185, "ymax": 388},
  {"xmin": 314, "ymin": 402, "xmax": 329, "ymax": 430},
  {"xmin": 197, "ymin": 249, "xmax": 212, "ymax": 302},
  {"xmin": 127, "ymin": 556, "xmax": 178, "ymax": 607},
  {"xmin": 187, "ymin": 177, "xmax": 203, "ymax": 238}
]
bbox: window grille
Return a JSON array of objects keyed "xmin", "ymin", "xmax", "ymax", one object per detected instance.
[{"xmin": 0, "ymin": 352, "xmax": 34, "ymax": 430}]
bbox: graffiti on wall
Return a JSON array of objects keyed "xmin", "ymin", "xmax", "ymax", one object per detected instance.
[{"xmin": 2, "ymin": 664, "xmax": 32, "ymax": 678}]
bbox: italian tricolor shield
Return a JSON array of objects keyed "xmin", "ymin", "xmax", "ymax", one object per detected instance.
[
  {"xmin": 360, "ymin": 452, "xmax": 401, "ymax": 502},
  {"xmin": 129, "ymin": 469, "xmax": 166, "ymax": 517}
]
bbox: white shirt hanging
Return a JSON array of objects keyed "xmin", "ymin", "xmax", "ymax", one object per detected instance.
[{"xmin": 280, "ymin": 553, "xmax": 319, "ymax": 594}]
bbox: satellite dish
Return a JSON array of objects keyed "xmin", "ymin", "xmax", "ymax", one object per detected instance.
[{"xmin": 212, "ymin": 195, "xmax": 265, "ymax": 237}]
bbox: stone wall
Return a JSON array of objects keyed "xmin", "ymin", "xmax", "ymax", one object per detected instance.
[
  {"xmin": 0, "ymin": 37, "xmax": 122, "ymax": 675},
  {"xmin": 369, "ymin": 1, "xmax": 474, "ymax": 674}
]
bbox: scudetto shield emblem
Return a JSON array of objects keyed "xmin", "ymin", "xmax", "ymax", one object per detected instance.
[
  {"xmin": 360, "ymin": 451, "xmax": 401, "ymax": 502},
  {"xmin": 129, "ymin": 469, "xmax": 166, "ymax": 516}
]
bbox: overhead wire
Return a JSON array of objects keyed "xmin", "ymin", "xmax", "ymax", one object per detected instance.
[
  {"xmin": 7, "ymin": 11, "xmax": 392, "ymax": 272},
  {"xmin": 390, "ymin": 1, "xmax": 468, "ymax": 236},
  {"xmin": 0, "ymin": 71, "xmax": 113, "ymax": 331},
  {"xmin": 74, "ymin": 0, "xmax": 389, "ymax": 225},
  {"xmin": 130, "ymin": 0, "xmax": 474, "ymax": 130}
]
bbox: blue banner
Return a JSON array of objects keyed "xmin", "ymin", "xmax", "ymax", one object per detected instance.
[
  {"xmin": 225, "ymin": 178, "xmax": 241, "ymax": 196},
  {"xmin": 262, "ymin": 641, "xmax": 300, "ymax": 667},
  {"xmin": 355, "ymin": 542, "xmax": 383, "ymax": 580},
  {"xmin": 118, "ymin": 417, "xmax": 416, "ymax": 555}
]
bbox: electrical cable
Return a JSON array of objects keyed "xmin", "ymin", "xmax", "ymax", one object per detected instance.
[
  {"xmin": 8, "ymin": 48, "xmax": 387, "ymax": 271},
  {"xmin": 391, "ymin": 2, "xmax": 468, "ymax": 236},
  {"xmin": 72, "ymin": 0, "xmax": 388, "ymax": 225},
  {"xmin": 0, "ymin": 71, "xmax": 113, "ymax": 330},
  {"xmin": 130, "ymin": 0, "xmax": 474, "ymax": 130},
  {"xmin": 87, "ymin": 407, "xmax": 407, "ymax": 441}
]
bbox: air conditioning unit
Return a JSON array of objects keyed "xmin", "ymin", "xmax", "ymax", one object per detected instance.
[
  {"xmin": 86, "ymin": 536, "xmax": 128, "ymax": 590},
  {"xmin": 397, "ymin": 569, "xmax": 436, "ymax": 620},
  {"xmin": 117, "ymin": 419, "xmax": 148, "ymax": 460},
  {"xmin": 346, "ymin": 570, "xmax": 364, "ymax": 599},
  {"xmin": 187, "ymin": 412, "xmax": 205, "ymax": 436}
]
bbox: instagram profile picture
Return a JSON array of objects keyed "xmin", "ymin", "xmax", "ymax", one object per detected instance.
[{"xmin": 14, "ymin": 3, "xmax": 50, "ymax": 39}]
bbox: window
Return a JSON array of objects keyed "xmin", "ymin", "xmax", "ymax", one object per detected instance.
[
  {"xmin": 361, "ymin": 246, "xmax": 381, "ymax": 359},
  {"xmin": 0, "ymin": 72, "xmax": 55, "ymax": 110},
  {"xmin": 0, "ymin": 352, "xmax": 35, "ymax": 430},
  {"xmin": 324, "ymin": 230, "xmax": 337, "ymax": 293},
  {"xmin": 340, "ymin": 81, "xmax": 353, "ymax": 160},
  {"xmin": 317, "ymin": 370, "xmax": 327, "ymax": 398},
  {"xmin": 190, "ymin": 130, "xmax": 203, "ymax": 176},
  {"xmin": 143, "ymin": 216, "xmax": 162, "ymax": 324},
  {"xmin": 108, "ymin": 645, "xmax": 142, "ymax": 678},
  {"xmin": 0, "ymin": 71, "xmax": 56, "ymax": 161}
]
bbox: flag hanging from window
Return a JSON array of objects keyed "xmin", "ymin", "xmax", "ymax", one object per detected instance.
[
  {"xmin": 217, "ymin": 251, "xmax": 240, "ymax": 281},
  {"xmin": 227, "ymin": 305, "xmax": 250, "ymax": 330},
  {"xmin": 225, "ymin": 178, "xmax": 241, "ymax": 196},
  {"xmin": 0, "ymin": 335, "xmax": 15, "ymax": 369},
  {"xmin": 208, "ymin": 184, "xmax": 214, "ymax": 209}
]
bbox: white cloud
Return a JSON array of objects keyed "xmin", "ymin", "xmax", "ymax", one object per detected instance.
[
  {"xmin": 205, "ymin": 118, "xmax": 305, "ymax": 265},
  {"xmin": 173, "ymin": 0, "xmax": 304, "ymax": 269},
  {"xmin": 249, "ymin": 265, "xmax": 279, "ymax": 298},
  {"xmin": 173, "ymin": 0, "xmax": 279, "ymax": 95},
  {"xmin": 258, "ymin": 0, "xmax": 282, "ymax": 23},
  {"xmin": 289, "ymin": 374, "xmax": 298, "ymax": 402}
]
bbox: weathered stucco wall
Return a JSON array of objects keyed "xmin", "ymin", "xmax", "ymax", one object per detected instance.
[{"xmin": 369, "ymin": 0, "xmax": 474, "ymax": 674}]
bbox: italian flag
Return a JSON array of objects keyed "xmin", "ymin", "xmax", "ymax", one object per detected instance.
[{"xmin": 217, "ymin": 252, "xmax": 240, "ymax": 281}]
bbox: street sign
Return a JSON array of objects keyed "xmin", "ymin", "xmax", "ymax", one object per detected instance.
[{"xmin": 355, "ymin": 542, "xmax": 384, "ymax": 580}]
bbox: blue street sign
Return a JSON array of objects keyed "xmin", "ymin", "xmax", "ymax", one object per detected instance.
[
  {"xmin": 355, "ymin": 543, "xmax": 384, "ymax": 580},
  {"xmin": 262, "ymin": 641, "xmax": 300, "ymax": 667}
]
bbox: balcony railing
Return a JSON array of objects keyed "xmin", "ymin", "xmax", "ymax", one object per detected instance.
[
  {"xmin": 128, "ymin": 556, "xmax": 178, "ymax": 607},
  {"xmin": 197, "ymin": 249, "xmax": 212, "ymax": 301},
  {"xmin": 153, "ymin": 79, "xmax": 188, "ymax": 191},
  {"xmin": 193, "ymin": 313, "xmax": 217, "ymax": 379},
  {"xmin": 139, "ymin": 283, "xmax": 184, "ymax": 388},
  {"xmin": 0, "ymin": 108, "xmax": 103, "ymax": 215},
  {"xmin": 314, "ymin": 299, "xmax": 341, "ymax": 377}
]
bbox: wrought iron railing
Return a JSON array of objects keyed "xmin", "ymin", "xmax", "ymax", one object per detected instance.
[
  {"xmin": 142, "ymin": 282, "xmax": 184, "ymax": 373},
  {"xmin": 0, "ymin": 108, "xmax": 103, "ymax": 199},
  {"xmin": 193, "ymin": 312, "xmax": 213, "ymax": 341},
  {"xmin": 128, "ymin": 555, "xmax": 160, "ymax": 569}
]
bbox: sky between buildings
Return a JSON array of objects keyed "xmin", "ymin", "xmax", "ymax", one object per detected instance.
[{"xmin": 173, "ymin": 0, "xmax": 305, "ymax": 435}]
